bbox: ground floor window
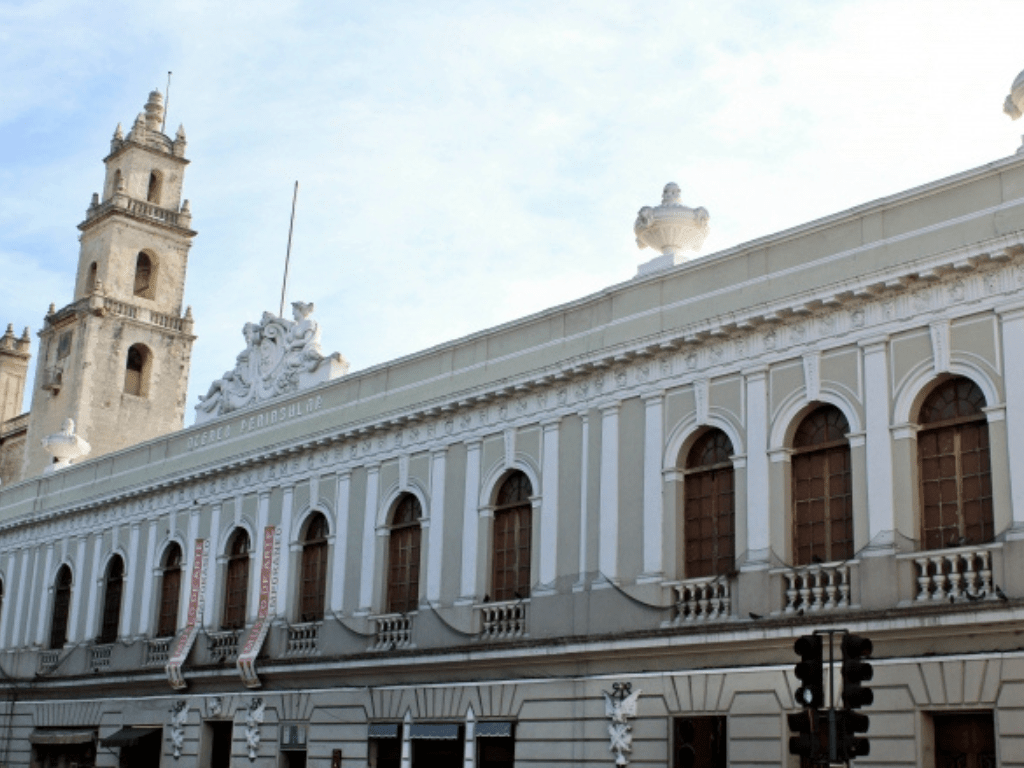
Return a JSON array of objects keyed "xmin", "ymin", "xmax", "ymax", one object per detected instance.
[
  {"xmin": 368, "ymin": 723, "xmax": 401, "ymax": 768},
  {"xmin": 202, "ymin": 720, "xmax": 233, "ymax": 767},
  {"xmin": 933, "ymin": 712, "xmax": 996, "ymax": 768},
  {"xmin": 673, "ymin": 715, "xmax": 726, "ymax": 768}
]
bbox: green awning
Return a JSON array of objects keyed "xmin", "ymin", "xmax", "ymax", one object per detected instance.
[
  {"xmin": 100, "ymin": 727, "xmax": 161, "ymax": 748},
  {"xmin": 30, "ymin": 729, "xmax": 96, "ymax": 746}
]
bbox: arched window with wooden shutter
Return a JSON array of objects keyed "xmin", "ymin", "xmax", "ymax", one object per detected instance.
[
  {"xmin": 299, "ymin": 513, "xmax": 329, "ymax": 622},
  {"xmin": 918, "ymin": 377, "xmax": 993, "ymax": 550},
  {"xmin": 683, "ymin": 430, "xmax": 735, "ymax": 579},
  {"xmin": 491, "ymin": 472, "xmax": 533, "ymax": 602},
  {"xmin": 157, "ymin": 543, "xmax": 183, "ymax": 638},
  {"xmin": 386, "ymin": 495, "xmax": 422, "ymax": 614},
  {"xmin": 98, "ymin": 555, "xmax": 124, "ymax": 644},
  {"xmin": 50, "ymin": 565, "xmax": 73, "ymax": 650},
  {"xmin": 792, "ymin": 405, "xmax": 853, "ymax": 566},
  {"xmin": 222, "ymin": 530, "xmax": 250, "ymax": 630}
]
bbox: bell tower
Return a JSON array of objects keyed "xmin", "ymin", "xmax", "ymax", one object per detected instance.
[{"xmin": 21, "ymin": 90, "xmax": 197, "ymax": 478}]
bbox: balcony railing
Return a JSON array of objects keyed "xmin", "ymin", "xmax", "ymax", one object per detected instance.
[
  {"xmin": 910, "ymin": 546, "xmax": 995, "ymax": 602},
  {"xmin": 479, "ymin": 600, "xmax": 528, "ymax": 640},
  {"xmin": 207, "ymin": 630, "xmax": 240, "ymax": 661},
  {"xmin": 39, "ymin": 650, "xmax": 59, "ymax": 673},
  {"xmin": 671, "ymin": 577, "xmax": 732, "ymax": 623},
  {"xmin": 144, "ymin": 638, "xmax": 172, "ymax": 667},
  {"xmin": 780, "ymin": 562, "xmax": 853, "ymax": 613},
  {"xmin": 86, "ymin": 196, "xmax": 188, "ymax": 229},
  {"xmin": 285, "ymin": 622, "xmax": 321, "ymax": 657},
  {"xmin": 372, "ymin": 614, "xmax": 413, "ymax": 651},
  {"xmin": 89, "ymin": 644, "xmax": 112, "ymax": 672}
]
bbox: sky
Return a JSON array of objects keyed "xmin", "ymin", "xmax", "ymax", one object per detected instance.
[{"xmin": 2, "ymin": 0, "xmax": 1024, "ymax": 427}]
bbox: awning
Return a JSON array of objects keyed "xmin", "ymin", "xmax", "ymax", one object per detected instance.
[
  {"xmin": 29, "ymin": 729, "xmax": 96, "ymax": 746},
  {"xmin": 476, "ymin": 721, "xmax": 513, "ymax": 738},
  {"xmin": 409, "ymin": 723, "xmax": 460, "ymax": 740},
  {"xmin": 367, "ymin": 723, "xmax": 399, "ymax": 739},
  {"xmin": 100, "ymin": 727, "xmax": 161, "ymax": 748}
]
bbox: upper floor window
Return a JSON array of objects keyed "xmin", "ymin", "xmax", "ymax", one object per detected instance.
[
  {"xmin": 918, "ymin": 377, "xmax": 993, "ymax": 550},
  {"xmin": 299, "ymin": 513, "xmax": 329, "ymax": 622},
  {"xmin": 491, "ymin": 472, "xmax": 532, "ymax": 602},
  {"xmin": 98, "ymin": 555, "xmax": 124, "ymax": 644},
  {"xmin": 683, "ymin": 430, "xmax": 735, "ymax": 579},
  {"xmin": 124, "ymin": 343, "xmax": 151, "ymax": 397},
  {"xmin": 222, "ymin": 529, "xmax": 250, "ymax": 630},
  {"xmin": 157, "ymin": 543, "xmax": 183, "ymax": 638},
  {"xmin": 86, "ymin": 262, "xmax": 98, "ymax": 294},
  {"xmin": 112, "ymin": 169, "xmax": 123, "ymax": 197},
  {"xmin": 133, "ymin": 252, "xmax": 154, "ymax": 298},
  {"xmin": 792, "ymin": 405, "xmax": 853, "ymax": 566},
  {"xmin": 146, "ymin": 171, "xmax": 162, "ymax": 204},
  {"xmin": 386, "ymin": 495, "xmax": 422, "ymax": 614},
  {"xmin": 50, "ymin": 565, "xmax": 73, "ymax": 649}
]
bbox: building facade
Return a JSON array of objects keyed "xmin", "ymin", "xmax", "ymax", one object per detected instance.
[{"xmin": 1, "ymin": 93, "xmax": 1024, "ymax": 768}]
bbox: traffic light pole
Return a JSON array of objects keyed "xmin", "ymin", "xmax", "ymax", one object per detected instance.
[{"xmin": 821, "ymin": 628, "xmax": 840, "ymax": 766}]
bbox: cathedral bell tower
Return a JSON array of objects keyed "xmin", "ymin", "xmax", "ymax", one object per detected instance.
[{"xmin": 21, "ymin": 90, "xmax": 197, "ymax": 478}]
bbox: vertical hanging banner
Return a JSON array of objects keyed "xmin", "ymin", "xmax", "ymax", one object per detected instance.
[
  {"xmin": 237, "ymin": 525, "xmax": 281, "ymax": 688},
  {"xmin": 166, "ymin": 538, "xmax": 209, "ymax": 690}
]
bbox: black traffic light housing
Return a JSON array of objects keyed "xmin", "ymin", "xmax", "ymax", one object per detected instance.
[
  {"xmin": 793, "ymin": 634, "xmax": 824, "ymax": 709},
  {"xmin": 838, "ymin": 633, "xmax": 874, "ymax": 760}
]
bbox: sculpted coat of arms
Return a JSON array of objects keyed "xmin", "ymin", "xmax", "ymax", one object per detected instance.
[{"xmin": 195, "ymin": 301, "xmax": 348, "ymax": 423}]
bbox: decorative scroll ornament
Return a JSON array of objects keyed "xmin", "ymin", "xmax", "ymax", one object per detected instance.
[
  {"xmin": 245, "ymin": 697, "xmax": 265, "ymax": 761},
  {"xmin": 634, "ymin": 183, "xmax": 709, "ymax": 274},
  {"xmin": 603, "ymin": 682, "xmax": 641, "ymax": 766},
  {"xmin": 237, "ymin": 526, "xmax": 281, "ymax": 688},
  {"xmin": 169, "ymin": 700, "xmax": 188, "ymax": 760},
  {"xmin": 166, "ymin": 539, "xmax": 209, "ymax": 690},
  {"xmin": 195, "ymin": 301, "xmax": 349, "ymax": 423}
]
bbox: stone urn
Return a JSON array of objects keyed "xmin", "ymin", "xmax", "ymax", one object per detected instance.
[
  {"xmin": 41, "ymin": 418, "xmax": 91, "ymax": 473},
  {"xmin": 634, "ymin": 183, "xmax": 709, "ymax": 275}
]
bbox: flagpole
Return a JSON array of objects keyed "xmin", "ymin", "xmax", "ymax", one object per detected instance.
[{"xmin": 279, "ymin": 181, "xmax": 299, "ymax": 317}]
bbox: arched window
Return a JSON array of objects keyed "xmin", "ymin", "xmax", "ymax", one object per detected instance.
[
  {"xmin": 50, "ymin": 565, "xmax": 73, "ymax": 649},
  {"xmin": 112, "ymin": 169, "xmax": 123, "ymax": 196},
  {"xmin": 157, "ymin": 543, "xmax": 183, "ymax": 638},
  {"xmin": 918, "ymin": 377, "xmax": 993, "ymax": 550},
  {"xmin": 87, "ymin": 262, "xmax": 97, "ymax": 293},
  {"xmin": 491, "ymin": 472, "xmax": 533, "ymax": 601},
  {"xmin": 299, "ymin": 513, "xmax": 329, "ymax": 622},
  {"xmin": 223, "ymin": 530, "xmax": 250, "ymax": 630},
  {"xmin": 98, "ymin": 555, "xmax": 124, "ymax": 644},
  {"xmin": 792, "ymin": 405, "xmax": 853, "ymax": 566},
  {"xmin": 124, "ymin": 344, "xmax": 150, "ymax": 397},
  {"xmin": 133, "ymin": 252, "xmax": 153, "ymax": 297},
  {"xmin": 683, "ymin": 430, "xmax": 735, "ymax": 578},
  {"xmin": 386, "ymin": 495, "xmax": 422, "ymax": 614},
  {"xmin": 146, "ymin": 171, "xmax": 162, "ymax": 204}
]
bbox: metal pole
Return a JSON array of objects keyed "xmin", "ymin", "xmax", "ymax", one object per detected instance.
[
  {"xmin": 162, "ymin": 71, "xmax": 172, "ymax": 134},
  {"xmin": 279, "ymin": 181, "xmax": 299, "ymax": 317},
  {"xmin": 828, "ymin": 630, "xmax": 837, "ymax": 764}
]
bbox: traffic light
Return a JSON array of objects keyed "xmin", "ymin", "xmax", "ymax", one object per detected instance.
[
  {"xmin": 793, "ymin": 634, "xmax": 824, "ymax": 709},
  {"xmin": 839, "ymin": 633, "xmax": 874, "ymax": 759},
  {"xmin": 787, "ymin": 708, "xmax": 821, "ymax": 760}
]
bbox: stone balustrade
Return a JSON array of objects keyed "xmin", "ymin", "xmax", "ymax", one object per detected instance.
[
  {"xmin": 372, "ymin": 614, "xmax": 413, "ymax": 651},
  {"xmin": 207, "ymin": 630, "xmax": 240, "ymax": 661},
  {"xmin": 103, "ymin": 298, "xmax": 138, "ymax": 319},
  {"xmin": 39, "ymin": 651, "xmax": 58, "ymax": 672},
  {"xmin": 671, "ymin": 577, "xmax": 732, "ymax": 623},
  {"xmin": 911, "ymin": 546, "xmax": 995, "ymax": 602},
  {"xmin": 479, "ymin": 600, "xmax": 528, "ymax": 640},
  {"xmin": 780, "ymin": 563, "xmax": 852, "ymax": 613},
  {"xmin": 144, "ymin": 638, "xmax": 172, "ymax": 667},
  {"xmin": 285, "ymin": 622, "xmax": 321, "ymax": 657},
  {"xmin": 89, "ymin": 644, "xmax": 112, "ymax": 672},
  {"xmin": 85, "ymin": 195, "xmax": 188, "ymax": 229}
]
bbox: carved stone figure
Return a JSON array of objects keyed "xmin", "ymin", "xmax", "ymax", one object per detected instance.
[
  {"xmin": 245, "ymin": 697, "xmax": 265, "ymax": 761},
  {"xmin": 170, "ymin": 700, "xmax": 188, "ymax": 759},
  {"xmin": 603, "ymin": 682, "xmax": 641, "ymax": 766},
  {"xmin": 195, "ymin": 303, "xmax": 349, "ymax": 423}
]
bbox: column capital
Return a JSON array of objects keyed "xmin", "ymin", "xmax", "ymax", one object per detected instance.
[
  {"xmin": 599, "ymin": 401, "xmax": 620, "ymax": 416},
  {"xmin": 641, "ymin": 390, "xmax": 666, "ymax": 404},
  {"xmin": 742, "ymin": 366, "xmax": 768, "ymax": 382},
  {"xmin": 858, "ymin": 334, "xmax": 890, "ymax": 351},
  {"xmin": 768, "ymin": 447, "xmax": 792, "ymax": 463}
]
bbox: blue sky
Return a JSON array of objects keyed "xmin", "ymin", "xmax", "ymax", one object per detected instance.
[{"xmin": 2, "ymin": 1, "xmax": 1024, "ymax": 426}]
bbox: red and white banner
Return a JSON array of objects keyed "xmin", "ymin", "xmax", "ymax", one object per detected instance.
[
  {"xmin": 237, "ymin": 525, "xmax": 280, "ymax": 688},
  {"xmin": 166, "ymin": 538, "xmax": 209, "ymax": 690}
]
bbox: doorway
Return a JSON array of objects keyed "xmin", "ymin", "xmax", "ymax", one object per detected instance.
[{"xmin": 933, "ymin": 713, "xmax": 996, "ymax": 768}]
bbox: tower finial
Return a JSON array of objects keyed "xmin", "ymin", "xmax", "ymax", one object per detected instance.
[{"xmin": 145, "ymin": 89, "xmax": 165, "ymax": 132}]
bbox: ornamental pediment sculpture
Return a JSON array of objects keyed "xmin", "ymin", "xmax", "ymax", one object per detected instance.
[{"xmin": 195, "ymin": 301, "xmax": 349, "ymax": 423}]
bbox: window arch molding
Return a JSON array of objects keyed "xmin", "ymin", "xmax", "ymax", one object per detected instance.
[
  {"xmin": 216, "ymin": 517, "xmax": 256, "ymax": 549},
  {"xmin": 476, "ymin": 458, "xmax": 541, "ymax": 511},
  {"xmin": 153, "ymin": 533, "xmax": 189, "ymax": 572},
  {"xmin": 893, "ymin": 362, "xmax": 1001, "ymax": 427},
  {"xmin": 290, "ymin": 503, "xmax": 336, "ymax": 546},
  {"xmin": 664, "ymin": 414, "xmax": 745, "ymax": 473},
  {"xmin": 769, "ymin": 388, "xmax": 863, "ymax": 452},
  {"xmin": 376, "ymin": 482, "xmax": 430, "ymax": 530}
]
